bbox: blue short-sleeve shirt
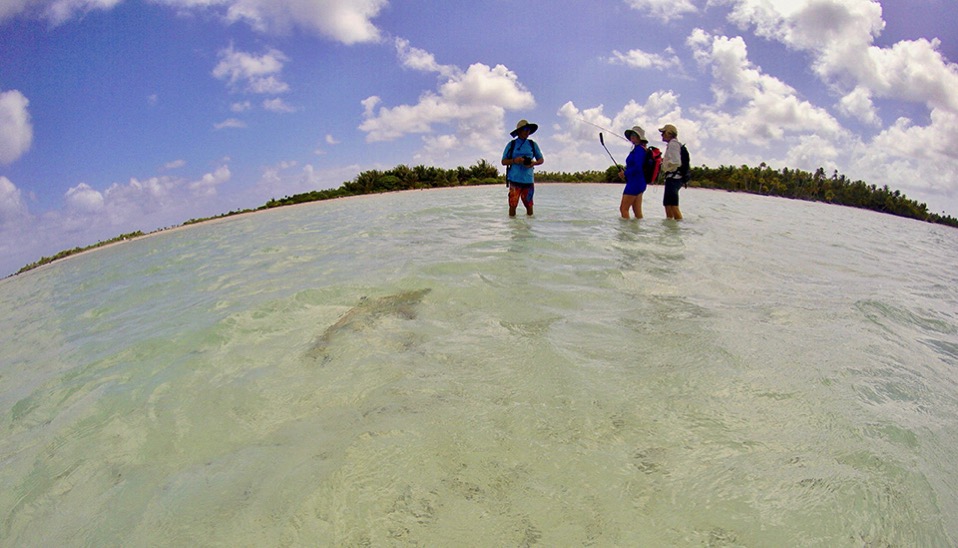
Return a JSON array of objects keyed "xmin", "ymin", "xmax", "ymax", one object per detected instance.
[{"xmin": 502, "ymin": 138, "xmax": 542, "ymax": 184}]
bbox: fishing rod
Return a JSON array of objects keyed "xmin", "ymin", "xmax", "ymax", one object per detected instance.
[
  {"xmin": 578, "ymin": 118, "xmax": 629, "ymax": 142},
  {"xmin": 599, "ymin": 132, "xmax": 621, "ymax": 169}
]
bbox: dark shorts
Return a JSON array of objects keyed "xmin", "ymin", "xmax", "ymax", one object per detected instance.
[
  {"xmin": 663, "ymin": 179, "xmax": 682, "ymax": 206},
  {"xmin": 509, "ymin": 182, "xmax": 534, "ymax": 208},
  {"xmin": 623, "ymin": 180, "xmax": 646, "ymax": 196}
]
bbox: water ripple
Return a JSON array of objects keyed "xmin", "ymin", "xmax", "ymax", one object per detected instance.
[{"xmin": 1, "ymin": 185, "xmax": 956, "ymax": 545}]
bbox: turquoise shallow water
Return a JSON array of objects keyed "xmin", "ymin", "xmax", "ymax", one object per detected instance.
[{"xmin": 1, "ymin": 184, "xmax": 957, "ymax": 545}]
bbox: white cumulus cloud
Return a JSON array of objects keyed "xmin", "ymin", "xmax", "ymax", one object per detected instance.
[
  {"xmin": 188, "ymin": 164, "xmax": 231, "ymax": 196},
  {"xmin": 213, "ymin": 45, "xmax": 290, "ymax": 94},
  {"xmin": 0, "ymin": 89, "xmax": 33, "ymax": 165},
  {"xmin": 0, "ymin": 175, "xmax": 30, "ymax": 226},
  {"xmin": 155, "ymin": 0, "xmax": 387, "ymax": 43},
  {"xmin": 837, "ymin": 86, "xmax": 881, "ymax": 127},
  {"xmin": 687, "ymin": 28, "xmax": 841, "ymax": 144},
  {"xmin": 0, "ymin": 0, "xmax": 122, "ymax": 25},
  {"xmin": 360, "ymin": 41, "xmax": 535, "ymax": 153},
  {"xmin": 625, "ymin": 0, "xmax": 696, "ymax": 23},
  {"xmin": 214, "ymin": 118, "xmax": 247, "ymax": 130},
  {"xmin": 65, "ymin": 182, "xmax": 105, "ymax": 213},
  {"xmin": 720, "ymin": 0, "xmax": 958, "ymax": 204},
  {"xmin": 231, "ymin": 101, "xmax": 253, "ymax": 112},
  {"xmin": 263, "ymin": 97, "xmax": 295, "ymax": 113},
  {"xmin": 395, "ymin": 37, "xmax": 457, "ymax": 77},
  {"xmin": 2, "ymin": 0, "xmax": 388, "ymax": 44},
  {"xmin": 608, "ymin": 47, "xmax": 683, "ymax": 72},
  {"xmin": 724, "ymin": 0, "xmax": 958, "ymax": 125}
]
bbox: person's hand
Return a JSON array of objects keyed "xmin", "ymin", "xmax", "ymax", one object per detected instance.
[{"xmin": 618, "ymin": 170, "xmax": 625, "ymax": 180}]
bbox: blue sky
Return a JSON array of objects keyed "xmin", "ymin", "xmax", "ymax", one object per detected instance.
[{"xmin": 1, "ymin": 0, "xmax": 957, "ymax": 276}]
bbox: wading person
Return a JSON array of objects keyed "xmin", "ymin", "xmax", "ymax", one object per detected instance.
[
  {"xmin": 501, "ymin": 119, "xmax": 543, "ymax": 216},
  {"xmin": 659, "ymin": 123, "xmax": 685, "ymax": 220},
  {"xmin": 618, "ymin": 125, "xmax": 649, "ymax": 219}
]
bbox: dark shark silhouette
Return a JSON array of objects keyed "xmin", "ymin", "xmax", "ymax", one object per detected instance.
[{"xmin": 307, "ymin": 288, "xmax": 431, "ymax": 362}]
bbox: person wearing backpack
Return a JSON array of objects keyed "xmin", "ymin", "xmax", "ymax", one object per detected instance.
[
  {"xmin": 501, "ymin": 119, "xmax": 544, "ymax": 216},
  {"xmin": 659, "ymin": 123, "xmax": 688, "ymax": 220},
  {"xmin": 617, "ymin": 125, "xmax": 654, "ymax": 219}
]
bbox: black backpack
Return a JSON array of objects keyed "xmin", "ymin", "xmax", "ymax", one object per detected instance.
[{"xmin": 679, "ymin": 143, "xmax": 691, "ymax": 187}]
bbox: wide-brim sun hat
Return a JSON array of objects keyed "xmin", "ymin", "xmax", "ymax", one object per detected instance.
[
  {"xmin": 658, "ymin": 123, "xmax": 678, "ymax": 137},
  {"xmin": 625, "ymin": 125, "xmax": 648, "ymax": 142},
  {"xmin": 510, "ymin": 119, "xmax": 538, "ymax": 137}
]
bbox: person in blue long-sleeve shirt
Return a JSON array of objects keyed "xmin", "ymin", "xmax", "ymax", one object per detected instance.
[{"xmin": 617, "ymin": 125, "xmax": 649, "ymax": 219}]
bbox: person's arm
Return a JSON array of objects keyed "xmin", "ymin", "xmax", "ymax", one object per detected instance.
[{"xmin": 531, "ymin": 142, "xmax": 543, "ymax": 166}]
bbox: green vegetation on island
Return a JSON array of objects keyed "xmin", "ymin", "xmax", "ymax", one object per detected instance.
[
  {"xmin": 539, "ymin": 163, "xmax": 958, "ymax": 228},
  {"xmin": 262, "ymin": 160, "xmax": 503, "ymax": 208},
  {"xmin": 14, "ymin": 231, "xmax": 145, "ymax": 275},
  {"xmin": 688, "ymin": 164, "xmax": 958, "ymax": 227},
  {"xmin": 11, "ymin": 159, "xmax": 957, "ymax": 277}
]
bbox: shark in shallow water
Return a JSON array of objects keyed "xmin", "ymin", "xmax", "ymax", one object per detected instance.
[{"xmin": 306, "ymin": 288, "xmax": 432, "ymax": 362}]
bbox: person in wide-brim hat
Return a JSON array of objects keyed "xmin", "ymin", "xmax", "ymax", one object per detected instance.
[
  {"xmin": 502, "ymin": 118, "xmax": 543, "ymax": 217},
  {"xmin": 510, "ymin": 119, "xmax": 538, "ymax": 137},
  {"xmin": 618, "ymin": 125, "xmax": 650, "ymax": 219},
  {"xmin": 625, "ymin": 125, "xmax": 648, "ymax": 143}
]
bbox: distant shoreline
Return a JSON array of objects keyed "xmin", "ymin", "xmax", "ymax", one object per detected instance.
[
  {"xmin": 10, "ymin": 162, "xmax": 957, "ymax": 278},
  {"xmin": 10, "ymin": 185, "xmax": 499, "ymax": 277}
]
